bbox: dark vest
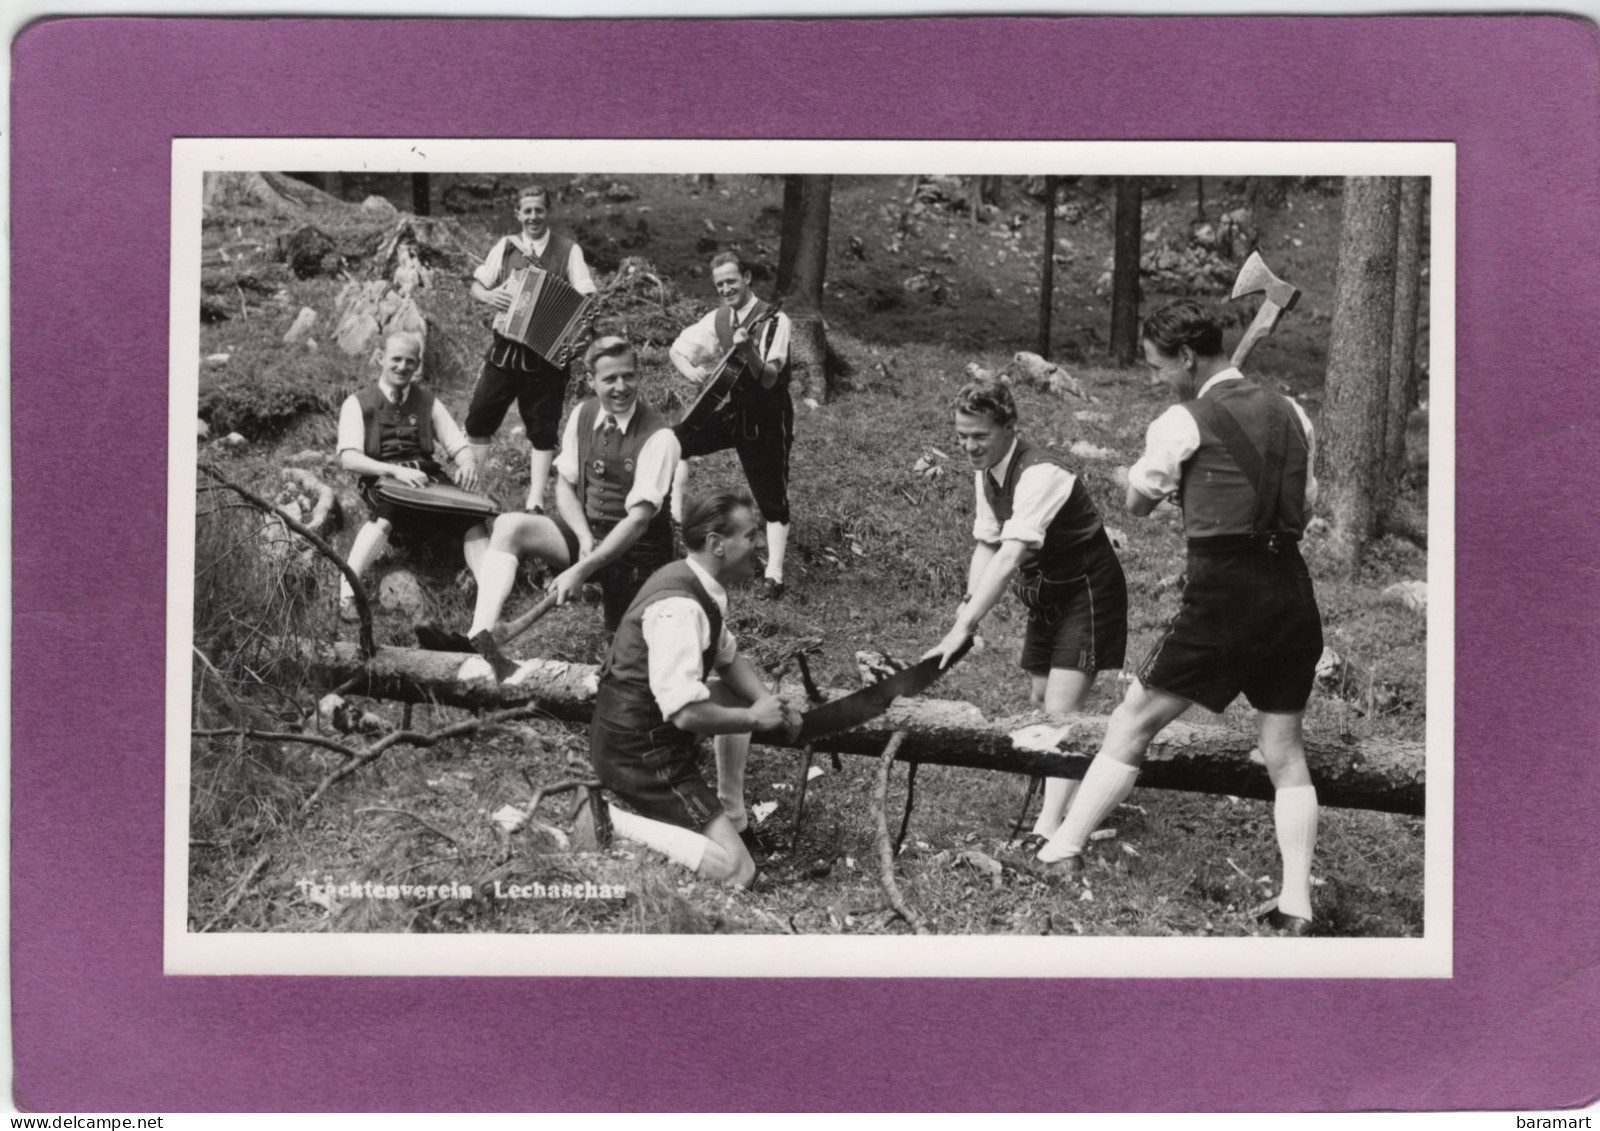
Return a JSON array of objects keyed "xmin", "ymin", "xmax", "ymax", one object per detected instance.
[
  {"xmin": 1177, "ymin": 379, "xmax": 1310, "ymax": 539},
  {"xmin": 982, "ymin": 439, "xmax": 1106, "ymax": 577},
  {"xmin": 356, "ymin": 384, "xmax": 436, "ymax": 464},
  {"xmin": 714, "ymin": 299, "xmax": 789, "ymax": 395},
  {"xmin": 572, "ymin": 398, "xmax": 675, "ymax": 554},
  {"xmin": 596, "ymin": 561, "xmax": 725, "ymax": 730}
]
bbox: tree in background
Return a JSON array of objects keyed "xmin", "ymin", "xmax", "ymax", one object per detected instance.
[
  {"xmin": 1037, "ymin": 175, "xmax": 1059, "ymax": 357},
  {"xmin": 1383, "ymin": 177, "xmax": 1427, "ymax": 504},
  {"xmin": 1109, "ymin": 177, "xmax": 1144, "ymax": 366},
  {"xmin": 1321, "ymin": 175, "xmax": 1401, "ymax": 574},
  {"xmin": 411, "ymin": 173, "xmax": 431, "ymax": 217},
  {"xmin": 778, "ymin": 174, "xmax": 834, "ymax": 401}
]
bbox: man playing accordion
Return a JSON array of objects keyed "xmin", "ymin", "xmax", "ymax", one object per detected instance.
[{"xmin": 465, "ymin": 183, "xmax": 598, "ymax": 513}]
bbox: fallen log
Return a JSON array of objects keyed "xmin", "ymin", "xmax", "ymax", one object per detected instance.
[{"xmin": 298, "ymin": 642, "xmax": 1426, "ymax": 816}]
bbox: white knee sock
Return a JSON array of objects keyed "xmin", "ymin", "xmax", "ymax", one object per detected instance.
[
  {"xmin": 765, "ymin": 522, "xmax": 789, "ymax": 583},
  {"xmin": 341, "ymin": 522, "xmax": 389, "ymax": 600},
  {"xmin": 462, "ymin": 529, "xmax": 488, "ymax": 579},
  {"xmin": 1030, "ymin": 777, "xmax": 1080, "ymax": 838},
  {"xmin": 1036, "ymin": 757, "xmax": 1139, "ymax": 862},
  {"xmin": 1274, "ymin": 784, "xmax": 1319, "ymax": 921},
  {"xmin": 715, "ymin": 733, "xmax": 750, "ymax": 831},
  {"xmin": 607, "ymin": 805, "xmax": 709, "ymax": 873},
  {"xmin": 468, "ymin": 549, "xmax": 520, "ymax": 636}
]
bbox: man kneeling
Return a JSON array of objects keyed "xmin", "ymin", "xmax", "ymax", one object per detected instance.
[{"xmin": 587, "ymin": 489, "xmax": 797, "ymax": 888}]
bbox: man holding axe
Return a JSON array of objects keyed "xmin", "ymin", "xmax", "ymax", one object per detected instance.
[
  {"xmin": 416, "ymin": 335, "xmax": 681, "ymax": 680},
  {"xmin": 1029, "ymin": 279, "xmax": 1325, "ymax": 936}
]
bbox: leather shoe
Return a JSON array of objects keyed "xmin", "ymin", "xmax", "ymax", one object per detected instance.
[
  {"xmin": 1014, "ymin": 832, "xmax": 1049, "ymax": 853},
  {"xmin": 738, "ymin": 823, "xmax": 774, "ymax": 861},
  {"xmin": 1259, "ymin": 908, "xmax": 1314, "ymax": 936},
  {"xmin": 1000, "ymin": 846, "xmax": 1082, "ymax": 883},
  {"xmin": 758, "ymin": 577, "xmax": 785, "ymax": 601},
  {"xmin": 414, "ymin": 623, "xmax": 475, "ymax": 653}
]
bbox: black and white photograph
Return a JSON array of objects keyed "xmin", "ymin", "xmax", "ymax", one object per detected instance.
[{"xmin": 167, "ymin": 139, "xmax": 1452, "ymax": 977}]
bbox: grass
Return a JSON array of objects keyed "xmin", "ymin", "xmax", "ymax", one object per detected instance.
[{"xmin": 188, "ymin": 172, "xmax": 1428, "ymax": 939}]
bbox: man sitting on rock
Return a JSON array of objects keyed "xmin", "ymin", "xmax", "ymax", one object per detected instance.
[
  {"xmin": 334, "ymin": 331, "xmax": 487, "ymax": 620},
  {"xmin": 416, "ymin": 335, "xmax": 680, "ymax": 677}
]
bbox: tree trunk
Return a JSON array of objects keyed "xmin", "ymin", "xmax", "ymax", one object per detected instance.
[
  {"xmin": 1037, "ymin": 175, "xmax": 1059, "ymax": 358},
  {"xmin": 1322, "ymin": 176, "xmax": 1402, "ymax": 575},
  {"xmin": 776, "ymin": 174, "xmax": 803, "ymax": 293},
  {"xmin": 1109, "ymin": 177, "xmax": 1144, "ymax": 366},
  {"xmin": 411, "ymin": 173, "xmax": 431, "ymax": 217},
  {"xmin": 785, "ymin": 174, "xmax": 833, "ymax": 402},
  {"xmin": 1195, "ymin": 176, "xmax": 1206, "ymax": 221},
  {"xmin": 296, "ymin": 642, "xmax": 1426, "ymax": 815},
  {"xmin": 1383, "ymin": 177, "xmax": 1427, "ymax": 501}
]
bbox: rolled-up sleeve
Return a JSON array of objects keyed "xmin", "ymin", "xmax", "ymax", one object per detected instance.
[
  {"xmin": 643, "ymin": 598, "xmax": 716, "ymax": 721},
  {"xmin": 762, "ymin": 311, "xmax": 791, "ymax": 366},
  {"xmin": 336, "ymin": 394, "xmax": 365, "ymax": 456},
  {"xmin": 625, "ymin": 428, "xmax": 682, "ymax": 512},
  {"xmin": 429, "ymin": 398, "xmax": 469, "ymax": 459},
  {"xmin": 1128, "ymin": 406, "xmax": 1200, "ymax": 500},
  {"xmin": 567, "ymin": 244, "xmax": 597, "ymax": 295},
  {"xmin": 472, "ymin": 238, "xmax": 511, "ymax": 289},
  {"xmin": 554, "ymin": 412, "xmax": 583, "ymax": 486},
  {"xmin": 670, "ymin": 312, "xmax": 721, "ymax": 375},
  {"xmin": 972, "ymin": 473, "xmax": 1002, "ymax": 544},
  {"xmin": 1000, "ymin": 464, "xmax": 1077, "ymax": 547}
]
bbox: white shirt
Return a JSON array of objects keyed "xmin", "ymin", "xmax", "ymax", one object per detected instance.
[
  {"xmin": 641, "ymin": 556, "xmax": 740, "ymax": 721},
  {"xmin": 1127, "ymin": 369, "xmax": 1319, "ymax": 508},
  {"xmin": 336, "ymin": 382, "xmax": 468, "ymax": 460},
  {"xmin": 473, "ymin": 232, "xmax": 597, "ymax": 295},
  {"xmin": 972, "ymin": 438, "xmax": 1080, "ymax": 547},
  {"xmin": 553, "ymin": 402, "xmax": 683, "ymax": 513},
  {"xmin": 670, "ymin": 296, "xmax": 792, "ymax": 375}
]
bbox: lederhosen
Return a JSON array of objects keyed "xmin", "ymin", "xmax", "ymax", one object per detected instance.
[
  {"xmin": 555, "ymin": 398, "xmax": 678, "ymax": 631},
  {"xmin": 676, "ymin": 300, "xmax": 794, "ymax": 525},
  {"xmin": 464, "ymin": 232, "xmax": 581, "ymax": 450},
  {"xmin": 590, "ymin": 561, "xmax": 726, "ymax": 829},
  {"xmin": 1136, "ymin": 378, "xmax": 1323, "ymax": 713},
  {"xmin": 983, "ymin": 439, "xmax": 1128, "ymax": 675}
]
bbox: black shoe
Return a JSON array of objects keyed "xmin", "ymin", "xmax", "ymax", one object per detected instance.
[
  {"xmin": 470, "ymin": 628, "xmax": 520, "ymax": 683},
  {"xmin": 524, "ymin": 503, "xmax": 546, "ymax": 516},
  {"xmin": 1014, "ymin": 832, "xmax": 1049, "ymax": 853},
  {"xmin": 415, "ymin": 623, "xmax": 475, "ymax": 653},
  {"xmin": 739, "ymin": 823, "xmax": 774, "ymax": 861},
  {"xmin": 758, "ymin": 577, "xmax": 785, "ymax": 601},
  {"xmin": 1259, "ymin": 908, "xmax": 1314, "ymax": 936},
  {"xmin": 999, "ymin": 846, "xmax": 1081, "ymax": 883}
]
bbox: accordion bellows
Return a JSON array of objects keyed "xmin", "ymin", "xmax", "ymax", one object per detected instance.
[{"xmin": 493, "ymin": 266, "xmax": 593, "ymax": 365}]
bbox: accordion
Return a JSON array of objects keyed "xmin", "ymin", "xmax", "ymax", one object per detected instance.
[{"xmin": 492, "ymin": 266, "xmax": 594, "ymax": 366}]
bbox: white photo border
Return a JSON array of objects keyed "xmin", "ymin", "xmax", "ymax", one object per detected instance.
[{"xmin": 166, "ymin": 138, "xmax": 1454, "ymax": 978}]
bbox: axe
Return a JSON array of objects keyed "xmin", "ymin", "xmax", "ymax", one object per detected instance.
[{"xmin": 1229, "ymin": 251, "xmax": 1300, "ymax": 369}]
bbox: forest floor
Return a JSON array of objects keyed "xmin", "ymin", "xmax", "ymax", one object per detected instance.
[{"xmin": 189, "ymin": 172, "xmax": 1430, "ymax": 939}]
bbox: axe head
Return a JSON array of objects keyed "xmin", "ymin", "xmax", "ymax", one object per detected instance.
[{"xmin": 1231, "ymin": 251, "xmax": 1300, "ymax": 311}]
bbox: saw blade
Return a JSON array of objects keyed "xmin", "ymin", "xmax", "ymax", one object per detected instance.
[{"xmin": 787, "ymin": 640, "xmax": 973, "ymax": 745}]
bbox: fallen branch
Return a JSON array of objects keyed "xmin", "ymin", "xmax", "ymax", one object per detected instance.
[
  {"xmin": 873, "ymin": 733, "xmax": 929, "ymax": 935},
  {"xmin": 356, "ymin": 807, "xmax": 463, "ymax": 850},
  {"xmin": 200, "ymin": 463, "xmax": 375, "ymax": 657},
  {"xmin": 295, "ymin": 642, "xmax": 1427, "ymax": 815},
  {"xmin": 198, "ymin": 852, "xmax": 271, "ymax": 933}
]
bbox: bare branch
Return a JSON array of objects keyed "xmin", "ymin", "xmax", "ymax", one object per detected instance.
[
  {"xmin": 197, "ymin": 852, "xmax": 272, "ymax": 933},
  {"xmin": 873, "ymin": 732, "xmax": 930, "ymax": 935}
]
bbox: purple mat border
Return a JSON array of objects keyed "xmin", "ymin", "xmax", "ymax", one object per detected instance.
[{"xmin": 11, "ymin": 15, "xmax": 1600, "ymax": 1113}]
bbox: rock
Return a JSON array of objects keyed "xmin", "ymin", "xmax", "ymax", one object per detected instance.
[
  {"xmin": 1315, "ymin": 647, "xmax": 1345, "ymax": 687},
  {"xmin": 361, "ymin": 195, "xmax": 398, "ymax": 216},
  {"xmin": 222, "ymin": 432, "xmax": 247, "ymax": 448},
  {"xmin": 1304, "ymin": 516, "xmax": 1330, "ymax": 538},
  {"xmin": 1073, "ymin": 410, "xmax": 1112, "ymax": 425},
  {"xmin": 283, "ymin": 306, "xmax": 318, "ymax": 343},
  {"xmin": 197, "ymin": 418, "xmax": 210, "ymax": 441},
  {"xmin": 1192, "ymin": 222, "xmax": 1217, "ymax": 248},
  {"xmin": 1383, "ymin": 580, "xmax": 1427, "ymax": 615},
  {"xmin": 1093, "ymin": 270, "xmax": 1113, "ymax": 297},
  {"xmin": 903, "ymin": 273, "xmax": 932, "ymax": 294},
  {"xmin": 204, "ymin": 352, "xmax": 231, "ymax": 367},
  {"xmin": 378, "ymin": 570, "xmax": 427, "ymax": 617},
  {"xmin": 1069, "ymin": 440, "xmax": 1116, "ymax": 461}
]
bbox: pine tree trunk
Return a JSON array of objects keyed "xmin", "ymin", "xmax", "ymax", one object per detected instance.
[
  {"xmin": 411, "ymin": 173, "xmax": 431, "ymax": 217},
  {"xmin": 776, "ymin": 174, "xmax": 803, "ymax": 294},
  {"xmin": 1383, "ymin": 177, "xmax": 1427, "ymax": 500},
  {"xmin": 1109, "ymin": 177, "xmax": 1144, "ymax": 366},
  {"xmin": 1322, "ymin": 176, "xmax": 1402, "ymax": 575},
  {"xmin": 296, "ymin": 641, "xmax": 1426, "ymax": 815},
  {"xmin": 787, "ymin": 175, "xmax": 833, "ymax": 402},
  {"xmin": 1037, "ymin": 175, "xmax": 1059, "ymax": 358}
]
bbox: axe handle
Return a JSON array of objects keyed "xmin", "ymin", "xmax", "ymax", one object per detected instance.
[
  {"xmin": 1231, "ymin": 300, "xmax": 1289, "ymax": 370},
  {"xmin": 496, "ymin": 590, "xmax": 560, "ymax": 647}
]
